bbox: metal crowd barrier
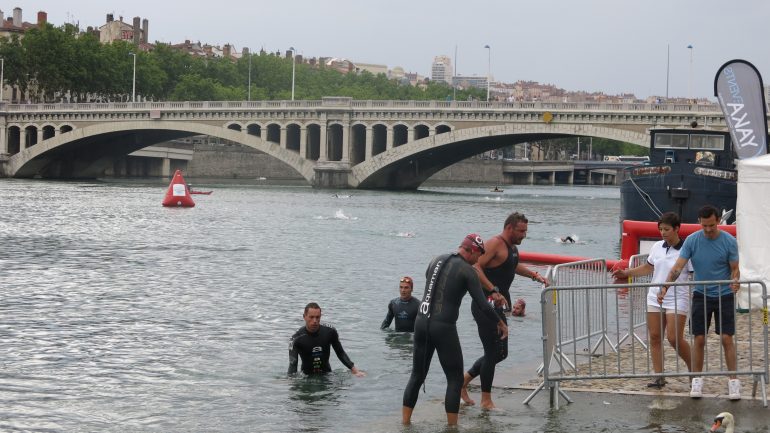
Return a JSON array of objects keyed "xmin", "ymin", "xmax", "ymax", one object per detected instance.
[
  {"xmin": 614, "ymin": 253, "xmax": 651, "ymax": 350},
  {"xmin": 524, "ymin": 278, "xmax": 769, "ymax": 409}
]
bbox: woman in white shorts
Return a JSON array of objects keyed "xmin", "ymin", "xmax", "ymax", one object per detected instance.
[{"xmin": 612, "ymin": 212, "xmax": 692, "ymax": 389}]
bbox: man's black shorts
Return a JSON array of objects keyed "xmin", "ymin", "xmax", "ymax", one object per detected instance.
[{"xmin": 690, "ymin": 291, "xmax": 735, "ymax": 336}]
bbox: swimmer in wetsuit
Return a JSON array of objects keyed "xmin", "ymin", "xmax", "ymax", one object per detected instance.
[
  {"xmin": 381, "ymin": 276, "xmax": 420, "ymax": 332},
  {"xmin": 461, "ymin": 212, "xmax": 548, "ymax": 409},
  {"xmin": 561, "ymin": 236, "xmax": 575, "ymax": 243},
  {"xmin": 402, "ymin": 234, "xmax": 507, "ymax": 426},
  {"xmin": 288, "ymin": 302, "xmax": 365, "ymax": 377}
]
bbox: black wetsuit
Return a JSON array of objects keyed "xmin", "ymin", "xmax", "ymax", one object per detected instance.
[
  {"xmin": 381, "ymin": 296, "xmax": 420, "ymax": 332},
  {"xmin": 467, "ymin": 235, "xmax": 519, "ymax": 392},
  {"xmin": 288, "ymin": 324, "xmax": 355, "ymax": 375},
  {"xmin": 402, "ymin": 253, "xmax": 500, "ymax": 414}
]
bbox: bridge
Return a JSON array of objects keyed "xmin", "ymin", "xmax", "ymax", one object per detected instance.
[{"xmin": 0, "ymin": 97, "xmax": 729, "ymax": 189}]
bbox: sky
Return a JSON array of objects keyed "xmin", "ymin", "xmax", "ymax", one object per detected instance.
[{"xmin": 7, "ymin": 0, "xmax": 770, "ymax": 100}]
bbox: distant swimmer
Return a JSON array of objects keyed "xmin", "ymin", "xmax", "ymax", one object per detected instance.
[
  {"xmin": 561, "ymin": 236, "xmax": 575, "ymax": 243},
  {"xmin": 288, "ymin": 302, "xmax": 365, "ymax": 377},
  {"xmin": 381, "ymin": 276, "xmax": 420, "ymax": 332}
]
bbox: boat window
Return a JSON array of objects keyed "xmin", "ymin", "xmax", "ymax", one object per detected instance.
[
  {"xmin": 653, "ymin": 133, "xmax": 688, "ymax": 149},
  {"xmin": 695, "ymin": 151, "xmax": 716, "ymax": 166},
  {"xmin": 690, "ymin": 134, "xmax": 725, "ymax": 150}
]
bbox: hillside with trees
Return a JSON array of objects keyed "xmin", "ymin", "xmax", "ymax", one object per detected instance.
[{"xmin": 0, "ymin": 23, "xmax": 485, "ymax": 103}]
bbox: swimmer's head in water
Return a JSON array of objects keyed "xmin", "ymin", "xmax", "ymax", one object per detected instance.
[
  {"xmin": 461, "ymin": 233, "xmax": 485, "ymax": 255},
  {"xmin": 512, "ymin": 298, "xmax": 526, "ymax": 316}
]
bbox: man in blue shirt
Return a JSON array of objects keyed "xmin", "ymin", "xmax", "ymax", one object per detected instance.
[{"xmin": 662, "ymin": 205, "xmax": 740, "ymax": 400}]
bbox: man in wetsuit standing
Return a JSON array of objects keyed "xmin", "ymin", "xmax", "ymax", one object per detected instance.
[
  {"xmin": 288, "ymin": 302, "xmax": 365, "ymax": 377},
  {"xmin": 381, "ymin": 276, "xmax": 420, "ymax": 332},
  {"xmin": 402, "ymin": 234, "xmax": 507, "ymax": 426},
  {"xmin": 460, "ymin": 212, "xmax": 548, "ymax": 409}
]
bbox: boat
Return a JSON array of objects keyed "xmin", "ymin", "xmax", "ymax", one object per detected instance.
[{"xmin": 619, "ymin": 128, "xmax": 736, "ymax": 225}]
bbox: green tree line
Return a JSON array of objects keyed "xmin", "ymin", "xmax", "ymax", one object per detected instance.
[{"xmin": 0, "ymin": 23, "xmax": 486, "ymax": 103}]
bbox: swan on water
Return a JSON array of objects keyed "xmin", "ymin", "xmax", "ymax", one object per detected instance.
[{"xmin": 710, "ymin": 412, "xmax": 734, "ymax": 433}]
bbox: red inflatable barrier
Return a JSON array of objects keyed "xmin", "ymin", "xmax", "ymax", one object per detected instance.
[
  {"xmin": 519, "ymin": 251, "xmax": 622, "ymax": 271},
  {"xmin": 620, "ymin": 220, "xmax": 736, "ymax": 260},
  {"xmin": 162, "ymin": 170, "xmax": 196, "ymax": 207}
]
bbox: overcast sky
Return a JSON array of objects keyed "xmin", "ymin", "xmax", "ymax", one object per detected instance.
[{"xmin": 8, "ymin": 0, "xmax": 770, "ymax": 100}]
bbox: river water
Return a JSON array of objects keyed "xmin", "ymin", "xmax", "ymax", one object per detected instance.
[{"xmin": 0, "ymin": 180, "xmax": 766, "ymax": 432}]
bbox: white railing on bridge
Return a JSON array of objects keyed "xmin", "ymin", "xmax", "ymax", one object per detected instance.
[{"xmin": 0, "ymin": 100, "xmax": 723, "ymax": 113}]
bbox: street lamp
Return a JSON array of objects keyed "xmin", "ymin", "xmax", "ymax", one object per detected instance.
[
  {"xmin": 687, "ymin": 44, "xmax": 693, "ymax": 100},
  {"xmin": 289, "ymin": 46, "xmax": 296, "ymax": 101},
  {"xmin": 247, "ymin": 48, "xmax": 252, "ymax": 101},
  {"xmin": 128, "ymin": 51, "xmax": 137, "ymax": 102},
  {"xmin": 484, "ymin": 44, "xmax": 491, "ymax": 101},
  {"xmin": 0, "ymin": 57, "xmax": 4, "ymax": 103}
]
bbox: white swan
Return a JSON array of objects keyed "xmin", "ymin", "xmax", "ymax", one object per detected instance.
[{"xmin": 710, "ymin": 412, "xmax": 734, "ymax": 433}]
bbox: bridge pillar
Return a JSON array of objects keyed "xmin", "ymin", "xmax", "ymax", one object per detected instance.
[
  {"xmin": 162, "ymin": 158, "xmax": 171, "ymax": 178},
  {"xmin": 37, "ymin": 129, "xmax": 43, "ymax": 146},
  {"xmin": 549, "ymin": 171, "xmax": 556, "ymax": 185},
  {"xmin": 341, "ymin": 123, "xmax": 349, "ymax": 163},
  {"xmin": 365, "ymin": 126, "xmax": 373, "ymax": 160},
  {"xmin": 386, "ymin": 126, "xmax": 393, "ymax": 150},
  {"xmin": 280, "ymin": 127, "xmax": 287, "ymax": 149},
  {"xmin": 0, "ymin": 123, "xmax": 6, "ymax": 155},
  {"xmin": 313, "ymin": 161, "xmax": 351, "ymax": 189},
  {"xmin": 567, "ymin": 170, "xmax": 574, "ymax": 185},
  {"xmin": 300, "ymin": 127, "xmax": 307, "ymax": 158},
  {"xmin": 319, "ymin": 121, "xmax": 328, "ymax": 162}
]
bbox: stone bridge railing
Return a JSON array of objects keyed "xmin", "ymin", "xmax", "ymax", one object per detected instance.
[{"xmin": 1, "ymin": 99, "xmax": 723, "ymax": 113}]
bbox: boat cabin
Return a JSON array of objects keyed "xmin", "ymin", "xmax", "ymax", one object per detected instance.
[{"xmin": 649, "ymin": 129, "xmax": 735, "ymax": 170}]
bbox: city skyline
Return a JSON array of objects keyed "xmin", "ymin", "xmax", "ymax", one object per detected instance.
[{"xmin": 6, "ymin": 0, "xmax": 770, "ymax": 101}]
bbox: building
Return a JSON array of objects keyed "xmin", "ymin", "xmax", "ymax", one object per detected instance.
[
  {"xmin": 431, "ymin": 55, "xmax": 453, "ymax": 85},
  {"xmin": 453, "ymin": 74, "xmax": 487, "ymax": 90},
  {"xmin": 98, "ymin": 14, "xmax": 148, "ymax": 46},
  {"xmin": 0, "ymin": 7, "xmax": 45, "ymax": 39},
  {"xmin": 353, "ymin": 62, "xmax": 388, "ymax": 76}
]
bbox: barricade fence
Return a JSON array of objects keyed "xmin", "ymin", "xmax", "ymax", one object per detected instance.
[{"xmin": 524, "ymin": 278, "xmax": 769, "ymax": 409}]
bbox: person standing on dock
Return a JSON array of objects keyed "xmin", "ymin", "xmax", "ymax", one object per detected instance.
[
  {"xmin": 662, "ymin": 205, "xmax": 740, "ymax": 400},
  {"xmin": 402, "ymin": 234, "xmax": 507, "ymax": 426},
  {"xmin": 460, "ymin": 212, "xmax": 548, "ymax": 409},
  {"xmin": 612, "ymin": 212, "xmax": 692, "ymax": 389}
]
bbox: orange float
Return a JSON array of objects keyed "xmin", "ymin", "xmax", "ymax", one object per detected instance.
[{"xmin": 161, "ymin": 170, "xmax": 196, "ymax": 207}]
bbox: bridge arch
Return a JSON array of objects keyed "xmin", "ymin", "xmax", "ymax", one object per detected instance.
[
  {"xmin": 7, "ymin": 120, "xmax": 316, "ymax": 181},
  {"xmin": 349, "ymin": 123, "xmax": 647, "ymax": 189}
]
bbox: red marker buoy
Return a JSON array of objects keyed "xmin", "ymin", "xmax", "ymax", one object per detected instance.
[{"xmin": 162, "ymin": 170, "xmax": 196, "ymax": 207}]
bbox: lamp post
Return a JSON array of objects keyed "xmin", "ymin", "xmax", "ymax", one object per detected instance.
[
  {"xmin": 248, "ymin": 49, "xmax": 252, "ymax": 101},
  {"xmin": 484, "ymin": 44, "xmax": 491, "ymax": 101},
  {"xmin": 687, "ymin": 44, "xmax": 693, "ymax": 100},
  {"xmin": 289, "ymin": 46, "xmax": 296, "ymax": 101},
  {"xmin": 0, "ymin": 57, "xmax": 4, "ymax": 103},
  {"xmin": 128, "ymin": 52, "xmax": 137, "ymax": 102}
]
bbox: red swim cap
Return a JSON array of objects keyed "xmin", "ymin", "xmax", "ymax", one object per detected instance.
[{"xmin": 461, "ymin": 233, "xmax": 485, "ymax": 254}]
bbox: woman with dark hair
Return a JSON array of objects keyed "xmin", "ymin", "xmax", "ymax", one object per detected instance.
[{"xmin": 612, "ymin": 212, "xmax": 693, "ymax": 389}]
